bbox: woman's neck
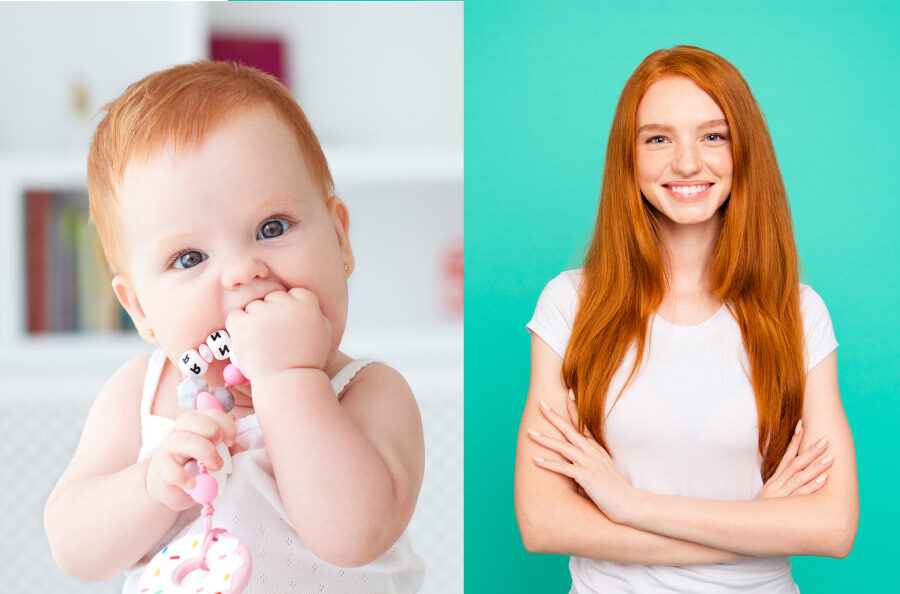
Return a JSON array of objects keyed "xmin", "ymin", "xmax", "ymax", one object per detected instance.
[{"xmin": 656, "ymin": 210, "xmax": 722, "ymax": 297}]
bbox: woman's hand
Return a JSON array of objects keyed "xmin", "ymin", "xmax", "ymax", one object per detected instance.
[
  {"xmin": 757, "ymin": 420, "xmax": 832, "ymax": 499},
  {"xmin": 528, "ymin": 392, "xmax": 640, "ymax": 525}
]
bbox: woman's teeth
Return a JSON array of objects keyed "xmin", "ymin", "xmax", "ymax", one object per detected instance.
[{"xmin": 666, "ymin": 183, "xmax": 710, "ymax": 196}]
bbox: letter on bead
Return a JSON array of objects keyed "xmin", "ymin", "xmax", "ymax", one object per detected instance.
[
  {"xmin": 206, "ymin": 330, "xmax": 233, "ymax": 360},
  {"xmin": 179, "ymin": 349, "xmax": 208, "ymax": 377}
]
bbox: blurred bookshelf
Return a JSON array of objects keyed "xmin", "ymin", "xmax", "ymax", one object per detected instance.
[
  {"xmin": 0, "ymin": 152, "xmax": 149, "ymax": 374},
  {"xmin": 24, "ymin": 188, "xmax": 131, "ymax": 334}
]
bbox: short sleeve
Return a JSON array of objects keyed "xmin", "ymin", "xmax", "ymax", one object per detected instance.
[
  {"xmin": 526, "ymin": 270, "xmax": 582, "ymax": 358},
  {"xmin": 800, "ymin": 284, "xmax": 839, "ymax": 374}
]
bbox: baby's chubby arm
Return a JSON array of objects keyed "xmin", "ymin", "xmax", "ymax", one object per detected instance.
[
  {"xmin": 227, "ymin": 289, "xmax": 425, "ymax": 567},
  {"xmin": 44, "ymin": 355, "xmax": 236, "ymax": 580}
]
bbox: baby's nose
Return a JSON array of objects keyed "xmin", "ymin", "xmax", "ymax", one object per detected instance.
[{"xmin": 219, "ymin": 252, "xmax": 270, "ymax": 289}]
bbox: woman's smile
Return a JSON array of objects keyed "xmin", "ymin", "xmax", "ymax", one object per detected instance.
[{"xmin": 662, "ymin": 182, "xmax": 714, "ymax": 203}]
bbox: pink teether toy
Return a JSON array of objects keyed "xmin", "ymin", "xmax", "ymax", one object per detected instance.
[{"xmin": 141, "ymin": 329, "xmax": 252, "ymax": 592}]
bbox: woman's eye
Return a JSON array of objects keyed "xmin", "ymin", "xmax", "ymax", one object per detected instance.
[
  {"xmin": 172, "ymin": 250, "xmax": 207, "ymax": 270},
  {"xmin": 258, "ymin": 218, "xmax": 291, "ymax": 239},
  {"xmin": 647, "ymin": 135, "xmax": 666, "ymax": 144},
  {"xmin": 706, "ymin": 133, "xmax": 728, "ymax": 141}
]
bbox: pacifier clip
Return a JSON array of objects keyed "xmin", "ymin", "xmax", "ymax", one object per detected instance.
[{"xmin": 139, "ymin": 329, "xmax": 253, "ymax": 593}]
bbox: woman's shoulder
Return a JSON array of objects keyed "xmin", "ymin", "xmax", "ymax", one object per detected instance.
[
  {"xmin": 797, "ymin": 282, "xmax": 839, "ymax": 372},
  {"xmin": 798, "ymin": 282, "xmax": 832, "ymax": 321},
  {"xmin": 538, "ymin": 268, "xmax": 583, "ymax": 303},
  {"xmin": 527, "ymin": 269, "xmax": 584, "ymax": 358}
]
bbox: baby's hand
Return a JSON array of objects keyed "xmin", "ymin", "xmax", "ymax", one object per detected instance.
[
  {"xmin": 145, "ymin": 410, "xmax": 237, "ymax": 511},
  {"xmin": 225, "ymin": 288, "xmax": 332, "ymax": 380}
]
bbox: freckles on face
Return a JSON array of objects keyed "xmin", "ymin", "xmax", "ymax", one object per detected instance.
[{"xmin": 634, "ymin": 76, "xmax": 734, "ymax": 225}]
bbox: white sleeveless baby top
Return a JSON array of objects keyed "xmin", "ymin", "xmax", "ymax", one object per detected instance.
[
  {"xmin": 528, "ymin": 269, "xmax": 839, "ymax": 594},
  {"xmin": 121, "ymin": 349, "xmax": 425, "ymax": 593}
]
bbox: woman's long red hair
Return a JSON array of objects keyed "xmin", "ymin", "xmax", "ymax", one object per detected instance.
[{"xmin": 562, "ymin": 46, "xmax": 805, "ymax": 481}]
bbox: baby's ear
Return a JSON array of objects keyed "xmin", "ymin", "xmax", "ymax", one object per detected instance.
[
  {"xmin": 111, "ymin": 274, "xmax": 158, "ymax": 345},
  {"xmin": 328, "ymin": 195, "xmax": 354, "ymax": 275}
]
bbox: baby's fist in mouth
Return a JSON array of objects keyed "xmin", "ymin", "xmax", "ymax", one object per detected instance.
[{"xmin": 225, "ymin": 288, "xmax": 332, "ymax": 380}]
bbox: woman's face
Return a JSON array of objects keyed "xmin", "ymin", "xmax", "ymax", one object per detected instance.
[{"xmin": 634, "ymin": 76, "xmax": 733, "ymax": 228}]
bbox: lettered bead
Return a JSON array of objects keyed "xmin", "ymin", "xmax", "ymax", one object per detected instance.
[
  {"xmin": 178, "ymin": 349, "xmax": 208, "ymax": 377},
  {"xmin": 206, "ymin": 330, "xmax": 233, "ymax": 361}
]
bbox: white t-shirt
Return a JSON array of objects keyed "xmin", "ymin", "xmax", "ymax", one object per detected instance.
[{"xmin": 527, "ymin": 269, "xmax": 838, "ymax": 594}]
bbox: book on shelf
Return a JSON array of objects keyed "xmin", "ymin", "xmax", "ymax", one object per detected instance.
[{"xmin": 25, "ymin": 189, "xmax": 131, "ymax": 334}]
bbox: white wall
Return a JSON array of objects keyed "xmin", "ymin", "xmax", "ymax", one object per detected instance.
[
  {"xmin": 208, "ymin": 1, "xmax": 463, "ymax": 151},
  {"xmin": 0, "ymin": 2, "xmax": 206, "ymax": 153}
]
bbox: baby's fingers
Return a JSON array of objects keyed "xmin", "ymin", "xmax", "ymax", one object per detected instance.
[
  {"xmin": 157, "ymin": 455, "xmax": 196, "ymax": 491},
  {"xmin": 174, "ymin": 410, "xmax": 234, "ymax": 447},
  {"xmin": 165, "ymin": 431, "xmax": 224, "ymax": 471},
  {"xmin": 204, "ymin": 409, "xmax": 237, "ymax": 447}
]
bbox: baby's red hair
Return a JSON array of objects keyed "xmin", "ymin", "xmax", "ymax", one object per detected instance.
[{"xmin": 87, "ymin": 60, "xmax": 333, "ymax": 274}]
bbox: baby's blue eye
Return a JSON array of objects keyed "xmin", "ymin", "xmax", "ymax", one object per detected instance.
[
  {"xmin": 258, "ymin": 218, "xmax": 290, "ymax": 239},
  {"xmin": 173, "ymin": 250, "xmax": 207, "ymax": 270}
]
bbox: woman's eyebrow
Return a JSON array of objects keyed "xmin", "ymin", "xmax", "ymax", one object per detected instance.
[{"xmin": 637, "ymin": 118, "xmax": 728, "ymax": 134}]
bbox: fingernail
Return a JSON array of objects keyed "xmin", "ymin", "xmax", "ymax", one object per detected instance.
[
  {"xmin": 539, "ymin": 400, "xmax": 550, "ymax": 412},
  {"xmin": 568, "ymin": 390, "xmax": 576, "ymax": 401},
  {"xmin": 816, "ymin": 473, "xmax": 827, "ymax": 483},
  {"xmin": 795, "ymin": 420, "xmax": 802, "ymax": 434},
  {"xmin": 526, "ymin": 428, "xmax": 541, "ymax": 438},
  {"xmin": 533, "ymin": 456, "xmax": 545, "ymax": 463},
  {"xmin": 821, "ymin": 455, "xmax": 833, "ymax": 465},
  {"xmin": 816, "ymin": 437, "xmax": 828, "ymax": 449}
]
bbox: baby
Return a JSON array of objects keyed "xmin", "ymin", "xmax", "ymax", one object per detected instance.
[{"xmin": 43, "ymin": 61, "xmax": 425, "ymax": 593}]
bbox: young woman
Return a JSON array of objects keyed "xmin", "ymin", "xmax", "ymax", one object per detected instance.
[{"xmin": 514, "ymin": 45, "xmax": 858, "ymax": 592}]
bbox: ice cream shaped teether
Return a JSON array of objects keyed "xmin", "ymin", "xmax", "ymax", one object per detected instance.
[{"xmin": 139, "ymin": 329, "xmax": 252, "ymax": 593}]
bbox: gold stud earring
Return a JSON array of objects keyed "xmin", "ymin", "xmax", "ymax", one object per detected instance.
[
  {"xmin": 147, "ymin": 329, "xmax": 155, "ymax": 338},
  {"xmin": 344, "ymin": 263, "xmax": 350, "ymax": 271}
]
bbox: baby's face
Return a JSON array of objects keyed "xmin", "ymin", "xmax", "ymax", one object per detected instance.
[{"xmin": 112, "ymin": 105, "xmax": 353, "ymax": 379}]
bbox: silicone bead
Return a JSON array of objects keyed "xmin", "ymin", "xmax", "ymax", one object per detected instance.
[
  {"xmin": 178, "ymin": 349, "xmax": 208, "ymax": 377},
  {"xmin": 223, "ymin": 364, "xmax": 249, "ymax": 386},
  {"xmin": 188, "ymin": 472, "xmax": 218, "ymax": 504},
  {"xmin": 196, "ymin": 391, "xmax": 224, "ymax": 412},
  {"xmin": 198, "ymin": 343, "xmax": 214, "ymax": 363},
  {"xmin": 213, "ymin": 387, "xmax": 235, "ymax": 413},
  {"xmin": 206, "ymin": 330, "xmax": 233, "ymax": 360},
  {"xmin": 177, "ymin": 377, "xmax": 209, "ymax": 409}
]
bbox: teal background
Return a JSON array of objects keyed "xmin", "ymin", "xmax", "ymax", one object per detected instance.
[{"xmin": 465, "ymin": 1, "xmax": 898, "ymax": 591}]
